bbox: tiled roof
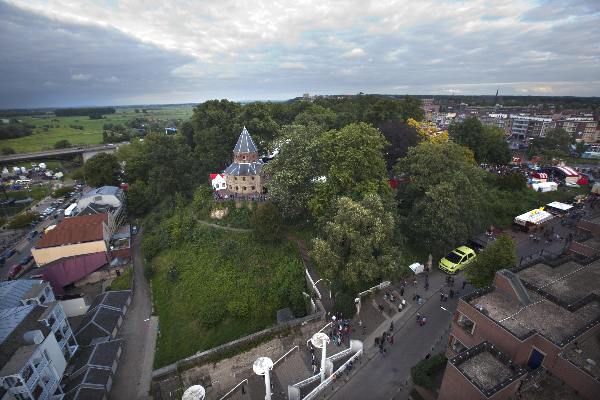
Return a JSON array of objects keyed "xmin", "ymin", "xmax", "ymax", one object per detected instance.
[
  {"xmin": 35, "ymin": 213, "xmax": 108, "ymax": 249},
  {"xmin": 75, "ymin": 307, "xmax": 121, "ymax": 346},
  {"xmin": 224, "ymin": 161, "xmax": 263, "ymax": 176},
  {"xmin": 233, "ymin": 127, "xmax": 258, "ymax": 154},
  {"xmin": 88, "ymin": 291, "xmax": 131, "ymax": 312}
]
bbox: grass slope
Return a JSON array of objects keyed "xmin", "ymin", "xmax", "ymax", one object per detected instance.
[
  {"xmin": 151, "ymin": 225, "xmax": 306, "ymax": 368},
  {"xmin": 107, "ymin": 267, "xmax": 133, "ymax": 291}
]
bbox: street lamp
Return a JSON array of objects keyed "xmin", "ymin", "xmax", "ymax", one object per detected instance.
[
  {"xmin": 310, "ymin": 332, "xmax": 330, "ymax": 382},
  {"xmin": 253, "ymin": 357, "xmax": 274, "ymax": 400},
  {"xmin": 182, "ymin": 385, "xmax": 205, "ymax": 400}
]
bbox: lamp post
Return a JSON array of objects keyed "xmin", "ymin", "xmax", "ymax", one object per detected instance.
[
  {"xmin": 253, "ymin": 356, "xmax": 274, "ymax": 400},
  {"xmin": 311, "ymin": 332, "xmax": 330, "ymax": 382},
  {"xmin": 182, "ymin": 385, "xmax": 205, "ymax": 400}
]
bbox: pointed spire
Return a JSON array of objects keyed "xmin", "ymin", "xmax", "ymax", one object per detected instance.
[{"xmin": 233, "ymin": 126, "xmax": 257, "ymax": 154}]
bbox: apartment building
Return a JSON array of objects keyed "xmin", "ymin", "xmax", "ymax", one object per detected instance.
[
  {"xmin": 478, "ymin": 113, "xmax": 510, "ymax": 134},
  {"xmin": 554, "ymin": 118, "xmax": 599, "ymax": 143},
  {"xmin": 508, "ymin": 114, "xmax": 553, "ymax": 139},
  {"xmin": 438, "ymin": 258, "xmax": 600, "ymax": 400},
  {"xmin": 0, "ymin": 280, "xmax": 78, "ymax": 400}
]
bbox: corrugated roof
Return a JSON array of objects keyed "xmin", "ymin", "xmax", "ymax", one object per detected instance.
[
  {"xmin": 233, "ymin": 127, "xmax": 258, "ymax": 154},
  {"xmin": 35, "ymin": 213, "xmax": 108, "ymax": 249},
  {"xmin": 0, "ymin": 280, "xmax": 45, "ymax": 309}
]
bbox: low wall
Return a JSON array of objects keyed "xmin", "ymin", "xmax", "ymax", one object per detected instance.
[{"xmin": 152, "ymin": 310, "xmax": 325, "ymax": 380}]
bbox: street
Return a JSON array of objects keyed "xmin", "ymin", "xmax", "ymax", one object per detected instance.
[{"xmin": 332, "ymin": 275, "xmax": 460, "ymax": 400}]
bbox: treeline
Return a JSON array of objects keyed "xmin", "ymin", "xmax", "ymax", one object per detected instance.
[
  {"xmin": 0, "ymin": 123, "xmax": 34, "ymax": 140},
  {"xmin": 54, "ymin": 107, "xmax": 116, "ymax": 117}
]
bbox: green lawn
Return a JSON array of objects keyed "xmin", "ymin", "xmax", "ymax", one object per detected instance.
[
  {"xmin": 1, "ymin": 106, "xmax": 194, "ymax": 153},
  {"xmin": 108, "ymin": 267, "xmax": 133, "ymax": 291},
  {"xmin": 150, "ymin": 224, "xmax": 306, "ymax": 368}
]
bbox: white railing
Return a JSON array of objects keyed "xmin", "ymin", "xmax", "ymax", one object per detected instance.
[
  {"xmin": 292, "ymin": 373, "xmax": 321, "ymax": 389},
  {"xmin": 305, "ymin": 269, "xmax": 322, "ymax": 299},
  {"xmin": 302, "ymin": 349, "xmax": 363, "ymax": 400},
  {"xmin": 274, "ymin": 345, "xmax": 299, "ymax": 367},
  {"xmin": 327, "ymin": 348, "xmax": 353, "ymax": 363},
  {"xmin": 219, "ymin": 378, "xmax": 248, "ymax": 400}
]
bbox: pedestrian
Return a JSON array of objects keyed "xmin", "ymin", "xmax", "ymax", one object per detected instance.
[
  {"xmin": 422, "ymin": 316, "xmax": 427, "ymax": 325},
  {"xmin": 415, "ymin": 293, "xmax": 421, "ymax": 303},
  {"xmin": 389, "ymin": 322, "xmax": 394, "ymax": 332},
  {"xmin": 398, "ymin": 302, "xmax": 403, "ymax": 312},
  {"xmin": 440, "ymin": 292, "xmax": 445, "ymax": 302},
  {"xmin": 402, "ymin": 298, "xmax": 406, "ymax": 309},
  {"xmin": 425, "ymin": 280, "xmax": 429, "ymax": 290},
  {"xmin": 400, "ymin": 286, "xmax": 405, "ymax": 297},
  {"xmin": 388, "ymin": 333, "xmax": 394, "ymax": 345},
  {"xmin": 462, "ymin": 280, "xmax": 467, "ymax": 290},
  {"xmin": 390, "ymin": 293, "xmax": 395, "ymax": 302},
  {"xmin": 413, "ymin": 278, "xmax": 418, "ymax": 287},
  {"xmin": 375, "ymin": 337, "xmax": 380, "ymax": 347}
]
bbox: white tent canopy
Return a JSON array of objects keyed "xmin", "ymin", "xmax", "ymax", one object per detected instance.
[
  {"xmin": 531, "ymin": 181, "xmax": 558, "ymax": 192},
  {"xmin": 546, "ymin": 201, "xmax": 573, "ymax": 211},
  {"xmin": 409, "ymin": 262, "xmax": 425, "ymax": 274},
  {"xmin": 514, "ymin": 209, "xmax": 554, "ymax": 226}
]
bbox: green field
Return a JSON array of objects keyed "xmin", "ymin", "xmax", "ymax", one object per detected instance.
[
  {"xmin": 150, "ymin": 224, "xmax": 306, "ymax": 367},
  {"xmin": 0, "ymin": 105, "xmax": 194, "ymax": 153}
]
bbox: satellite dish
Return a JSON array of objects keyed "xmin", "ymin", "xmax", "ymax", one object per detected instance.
[
  {"xmin": 182, "ymin": 385, "xmax": 205, "ymax": 400},
  {"xmin": 310, "ymin": 332, "xmax": 330, "ymax": 349},
  {"xmin": 253, "ymin": 357, "xmax": 274, "ymax": 376}
]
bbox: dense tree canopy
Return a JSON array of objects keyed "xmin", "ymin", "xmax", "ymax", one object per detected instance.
[
  {"xmin": 465, "ymin": 234, "xmax": 516, "ymax": 287},
  {"xmin": 376, "ymin": 119, "xmax": 419, "ymax": 170},
  {"xmin": 396, "ymin": 141, "xmax": 485, "ymax": 254},
  {"xmin": 84, "ymin": 153, "xmax": 121, "ymax": 187},
  {"xmin": 311, "ymin": 194, "xmax": 399, "ymax": 292},
  {"xmin": 449, "ymin": 117, "xmax": 510, "ymax": 164}
]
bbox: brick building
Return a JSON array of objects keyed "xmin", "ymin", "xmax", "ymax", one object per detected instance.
[
  {"xmin": 438, "ymin": 257, "xmax": 600, "ymax": 400},
  {"xmin": 553, "ymin": 117, "xmax": 599, "ymax": 143},
  {"xmin": 224, "ymin": 127, "xmax": 264, "ymax": 195}
]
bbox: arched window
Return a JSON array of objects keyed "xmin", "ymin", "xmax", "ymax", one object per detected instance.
[
  {"xmin": 243, "ymin": 186, "xmax": 247, "ymax": 191},
  {"xmin": 251, "ymin": 186, "xmax": 255, "ymax": 190}
]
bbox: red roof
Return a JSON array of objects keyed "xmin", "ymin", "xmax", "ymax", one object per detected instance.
[
  {"xmin": 36, "ymin": 252, "xmax": 108, "ymax": 295},
  {"xmin": 36, "ymin": 213, "xmax": 108, "ymax": 249},
  {"xmin": 210, "ymin": 173, "xmax": 224, "ymax": 180}
]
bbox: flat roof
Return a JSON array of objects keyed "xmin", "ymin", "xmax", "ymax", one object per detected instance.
[
  {"xmin": 467, "ymin": 259, "xmax": 600, "ymax": 346},
  {"xmin": 458, "ymin": 351, "xmax": 513, "ymax": 391},
  {"xmin": 562, "ymin": 332, "xmax": 600, "ymax": 380}
]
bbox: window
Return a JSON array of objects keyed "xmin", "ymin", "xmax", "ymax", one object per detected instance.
[
  {"xmin": 39, "ymin": 295, "xmax": 46, "ymax": 303},
  {"xmin": 243, "ymin": 155, "xmax": 246, "ymax": 160},
  {"xmin": 234, "ymin": 177, "xmax": 238, "ymax": 181},
  {"xmin": 243, "ymin": 187, "xmax": 247, "ymax": 191},
  {"xmin": 22, "ymin": 365, "xmax": 33, "ymax": 381},
  {"xmin": 94, "ymin": 195, "xmax": 102, "ymax": 201},
  {"xmin": 48, "ymin": 315, "xmax": 56, "ymax": 327},
  {"xmin": 55, "ymin": 330, "xmax": 64, "ymax": 342},
  {"xmin": 235, "ymin": 186, "xmax": 239, "ymax": 190},
  {"xmin": 251, "ymin": 186, "xmax": 255, "ymax": 191},
  {"xmin": 242, "ymin": 177, "xmax": 246, "ymax": 181},
  {"xmin": 451, "ymin": 336, "xmax": 467, "ymax": 353},
  {"xmin": 456, "ymin": 312, "xmax": 475, "ymax": 335}
]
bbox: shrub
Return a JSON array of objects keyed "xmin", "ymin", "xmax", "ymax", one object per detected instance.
[
  {"xmin": 54, "ymin": 139, "xmax": 71, "ymax": 149},
  {"xmin": 251, "ymin": 202, "xmax": 284, "ymax": 242},
  {"xmin": 411, "ymin": 353, "xmax": 448, "ymax": 389},
  {"xmin": 8, "ymin": 211, "xmax": 40, "ymax": 229},
  {"xmin": 52, "ymin": 186, "xmax": 74, "ymax": 198}
]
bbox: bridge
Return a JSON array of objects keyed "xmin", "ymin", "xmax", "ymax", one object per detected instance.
[{"xmin": 0, "ymin": 144, "xmax": 118, "ymax": 164}]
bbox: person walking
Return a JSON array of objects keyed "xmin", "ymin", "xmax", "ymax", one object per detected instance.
[
  {"xmin": 413, "ymin": 278, "xmax": 418, "ymax": 288},
  {"xmin": 389, "ymin": 321, "xmax": 394, "ymax": 332},
  {"xmin": 388, "ymin": 333, "xmax": 394, "ymax": 345},
  {"xmin": 400, "ymin": 285, "xmax": 405, "ymax": 297},
  {"xmin": 425, "ymin": 280, "xmax": 430, "ymax": 290}
]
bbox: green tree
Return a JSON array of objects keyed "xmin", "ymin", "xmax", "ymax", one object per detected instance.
[
  {"xmin": 528, "ymin": 128, "xmax": 571, "ymax": 157},
  {"xmin": 310, "ymin": 122, "xmax": 392, "ymax": 221},
  {"xmin": 399, "ymin": 96, "xmax": 425, "ymax": 121},
  {"xmin": 54, "ymin": 139, "xmax": 71, "ymax": 149},
  {"xmin": 396, "ymin": 141, "xmax": 485, "ymax": 254},
  {"xmin": 263, "ymin": 124, "xmax": 325, "ymax": 220},
  {"xmin": 311, "ymin": 194, "xmax": 399, "ymax": 292},
  {"xmin": 465, "ymin": 234, "xmax": 516, "ymax": 287},
  {"xmin": 251, "ymin": 202, "xmax": 284, "ymax": 242},
  {"xmin": 449, "ymin": 118, "xmax": 510, "ymax": 164},
  {"xmin": 191, "ymin": 99, "xmax": 242, "ymax": 180},
  {"xmin": 238, "ymin": 102, "xmax": 279, "ymax": 149},
  {"xmin": 127, "ymin": 180, "xmax": 153, "ymax": 216},
  {"xmin": 376, "ymin": 119, "xmax": 419, "ymax": 170},
  {"xmin": 84, "ymin": 153, "xmax": 121, "ymax": 187},
  {"xmin": 293, "ymin": 104, "xmax": 337, "ymax": 129}
]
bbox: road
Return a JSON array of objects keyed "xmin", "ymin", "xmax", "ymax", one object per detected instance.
[
  {"xmin": 0, "ymin": 196, "xmax": 66, "ymax": 280},
  {"xmin": 110, "ymin": 230, "xmax": 157, "ymax": 400},
  {"xmin": 331, "ymin": 287, "xmax": 460, "ymax": 400},
  {"xmin": 0, "ymin": 144, "xmax": 117, "ymax": 163}
]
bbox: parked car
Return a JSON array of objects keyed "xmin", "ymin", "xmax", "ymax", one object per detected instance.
[
  {"xmin": 20, "ymin": 255, "xmax": 33, "ymax": 265},
  {"xmin": 439, "ymin": 246, "xmax": 476, "ymax": 274},
  {"xmin": 3, "ymin": 249, "xmax": 17, "ymax": 259},
  {"xmin": 8, "ymin": 264, "xmax": 23, "ymax": 279}
]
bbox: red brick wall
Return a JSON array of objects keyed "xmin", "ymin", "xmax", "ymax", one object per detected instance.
[{"xmin": 110, "ymin": 247, "xmax": 131, "ymax": 260}]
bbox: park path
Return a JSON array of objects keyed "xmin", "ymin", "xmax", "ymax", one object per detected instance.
[{"xmin": 110, "ymin": 230, "xmax": 158, "ymax": 400}]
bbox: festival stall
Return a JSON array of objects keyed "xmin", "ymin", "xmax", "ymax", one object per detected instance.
[
  {"xmin": 546, "ymin": 201, "xmax": 574, "ymax": 216},
  {"xmin": 530, "ymin": 181, "xmax": 558, "ymax": 192},
  {"xmin": 514, "ymin": 208, "xmax": 555, "ymax": 232}
]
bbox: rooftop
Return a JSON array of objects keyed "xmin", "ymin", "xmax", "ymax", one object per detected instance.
[
  {"xmin": 31, "ymin": 252, "xmax": 108, "ymax": 295},
  {"xmin": 224, "ymin": 160, "xmax": 263, "ymax": 176},
  {"xmin": 233, "ymin": 127, "xmax": 258, "ymax": 154},
  {"xmin": 88, "ymin": 290, "xmax": 131, "ymax": 312},
  {"xmin": 467, "ymin": 259, "xmax": 600, "ymax": 346},
  {"xmin": 561, "ymin": 332, "xmax": 600, "ymax": 380},
  {"xmin": 81, "ymin": 186, "xmax": 124, "ymax": 200},
  {"xmin": 0, "ymin": 280, "xmax": 45, "ymax": 309},
  {"xmin": 516, "ymin": 373, "xmax": 585, "ymax": 400},
  {"xmin": 35, "ymin": 213, "xmax": 108, "ymax": 248},
  {"xmin": 451, "ymin": 342, "xmax": 527, "ymax": 398}
]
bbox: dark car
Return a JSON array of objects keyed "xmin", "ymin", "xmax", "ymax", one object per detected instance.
[
  {"xmin": 8, "ymin": 264, "xmax": 23, "ymax": 279},
  {"xmin": 3, "ymin": 249, "xmax": 16, "ymax": 259},
  {"xmin": 20, "ymin": 255, "xmax": 34, "ymax": 265}
]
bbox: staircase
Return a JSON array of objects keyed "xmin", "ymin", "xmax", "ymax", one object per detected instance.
[{"xmin": 274, "ymin": 350, "xmax": 313, "ymax": 391}]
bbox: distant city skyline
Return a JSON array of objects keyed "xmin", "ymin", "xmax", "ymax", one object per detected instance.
[{"xmin": 1, "ymin": 0, "xmax": 599, "ymax": 108}]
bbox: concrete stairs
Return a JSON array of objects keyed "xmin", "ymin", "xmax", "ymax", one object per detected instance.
[{"xmin": 273, "ymin": 350, "xmax": 313, "ymax": 392}]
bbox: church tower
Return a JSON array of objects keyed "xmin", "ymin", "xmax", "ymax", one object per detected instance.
[{"xmin": 224, "ymin": 127, "xmax": 264, "ymax": 195}]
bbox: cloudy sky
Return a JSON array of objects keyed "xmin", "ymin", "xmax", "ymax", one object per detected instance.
[{"xmin": 1, "ymin": 0, "xmax": 599, "ymax": 108}]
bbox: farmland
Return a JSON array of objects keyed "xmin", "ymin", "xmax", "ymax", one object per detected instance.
[{"xmin": 0, "ymin": 105, "xmax": 194, "ymax": 153}]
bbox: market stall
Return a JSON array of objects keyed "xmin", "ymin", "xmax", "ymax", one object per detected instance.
[
  {"xmin": 546, "ymin": 201, "xmax": 573, "ymax": 216},
  {"xmin": 514, "ymin": 208, "xmax": 555, "ymax": 232},
  {"xmin": 530, "ymin": 181, "xmax": 558, "ymax": 192}
]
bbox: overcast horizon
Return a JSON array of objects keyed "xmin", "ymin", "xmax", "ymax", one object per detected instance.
[{"xmin": 1, "ymin": 0, "xmax": 599, "ymax": 109}]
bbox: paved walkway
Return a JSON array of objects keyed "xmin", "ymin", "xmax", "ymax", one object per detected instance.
[
  {"xmin": 110, "ymin": 230, "xmax": 158, "ymax": 400},
  {"xmin": 330, "ymin": 269, "xmax": 466, "ymax": 400}
]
